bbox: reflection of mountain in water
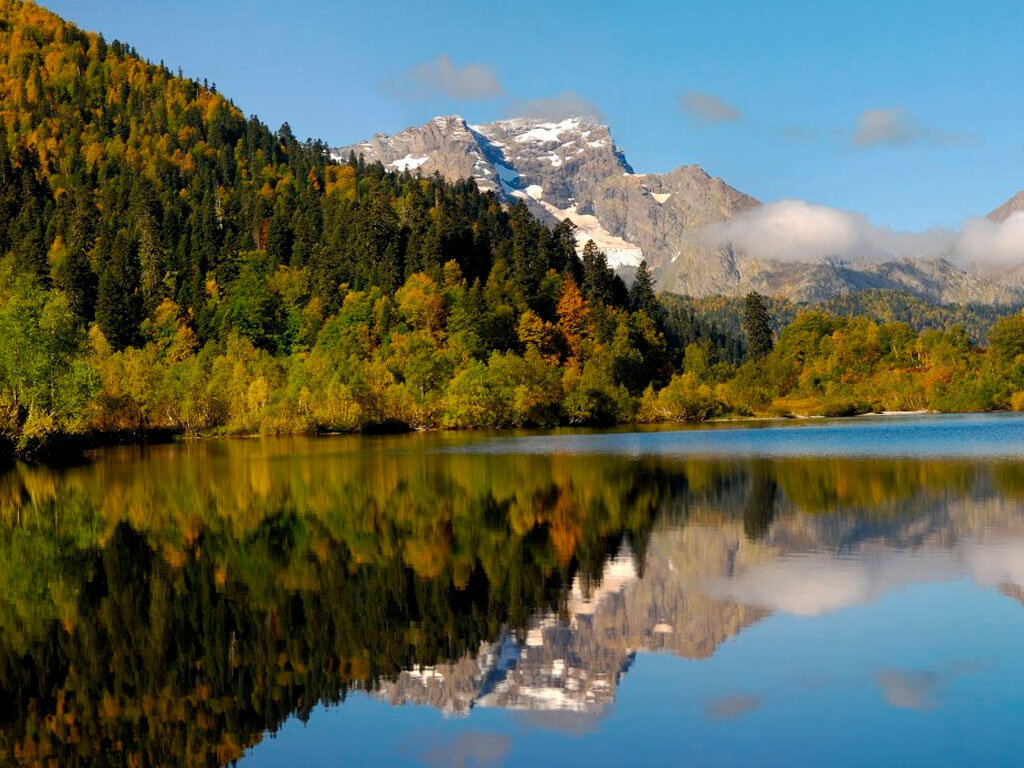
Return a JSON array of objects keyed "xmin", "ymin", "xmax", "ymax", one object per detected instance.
[
  {"xmin": 378, "ymin": 527, "xmax": 775, "ymax": 715},
  {"xmin": 380, "ymin": 552, "xmax": 642, "ymax": 715},
  {"xmin": 380, "ymin": 491, "xmax": 1024, "ymax": 716},
  {"xmin": 3, "ymin": 440, "xmax": 1024, "ymax": 761}
]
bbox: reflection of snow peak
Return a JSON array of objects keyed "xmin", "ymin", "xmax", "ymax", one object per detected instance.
[{"xmin": 570, "ymin": 549, "xmax": 638, "ymax": 616}]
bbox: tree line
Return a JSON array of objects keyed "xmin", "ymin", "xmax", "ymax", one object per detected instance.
[{"xmin": 4, "ymin": 0, "xmax": 1024, "ymax": 460}]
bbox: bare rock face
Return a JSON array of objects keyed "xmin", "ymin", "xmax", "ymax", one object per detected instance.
[
  {"xmin": 333, "ymin": 115, "xmax": 757, "ymax": 276},
  {"xmin": 333, "ymin": 118, "xmax": 1020, "ymax": 304},
  {"xmin": 988, "ymin": 191, "xmax": 1024, "ymax": 223}
]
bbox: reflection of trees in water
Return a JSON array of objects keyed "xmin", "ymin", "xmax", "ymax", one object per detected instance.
[
  {"xmin": 743, "ymin": 461, "xmax": 778, "ymax": 541},
  {"xmin": 0, "ymin": 443, "xmax": 1018, "ymax": 766}
]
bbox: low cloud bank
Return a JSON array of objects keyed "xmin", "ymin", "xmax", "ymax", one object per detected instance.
[
  {"xmin": 959, "ymin": 214, "xmax": 1024, "ymax": 266},
  {"xmin": 699, "ymin": 200, "xmax": 1024, "ymax": 267}
]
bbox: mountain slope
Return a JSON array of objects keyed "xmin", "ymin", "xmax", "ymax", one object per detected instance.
[
  {"xmin": 336, "ymin": 117, "xmax": 1018, "ymax": 305},
  {"xmin": 334, "ymin": 116, "xmax": 759, "ymax": 273},
  {"xmin": 988, "ymin": 190, "xmax": 1024, "ymax": 223}
]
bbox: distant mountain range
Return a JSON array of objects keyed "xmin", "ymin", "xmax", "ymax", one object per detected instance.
[{"xmin": 334, "ymin": 116, "xmax": 1023, "ymax": 305}]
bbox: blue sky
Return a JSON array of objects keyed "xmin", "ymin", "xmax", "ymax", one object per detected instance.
[{"xmin": 45, "ymin": 0, "xmax": 1024, "ymax": 231}]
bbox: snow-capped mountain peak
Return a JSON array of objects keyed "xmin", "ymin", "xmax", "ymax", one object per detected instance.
[{"xmin": 330, "ymin": 116, "xmax": 1018, "ymax": 304}]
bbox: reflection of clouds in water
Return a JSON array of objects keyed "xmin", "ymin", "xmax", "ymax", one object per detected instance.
[
  {"xmin": 704, "ymin": 551, "xmax": 961, "ymax": 616},
  {"xmin": 962, "ymin": 541, "xmax": 1024, "ymax": 591},
  {"xmin": 408, "ymin": 730, "xmax": 511, "ymax": 768},
  {"xmin": 512, "ymin": 708, "xmax": 607, "ymax": 735},
  {"xmin": 704, "ymin": 694, "xmax": 762, "ymax": 721},
  {"xmin": 876, "ymin": 669, "xmax": 944, "ymax": 711},
  {"xmin": 876, "ymin": 661, "xmax": 989, "ymax": 712},
  {"xmin": 703, "ymin": 540, "xmax": 1024, "ymax": 616}
]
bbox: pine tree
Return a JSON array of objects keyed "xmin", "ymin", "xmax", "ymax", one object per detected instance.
[
  {"xmin": 629, "ymin": 259, "xmax": 659, "ymax": 318},
  {"xmin": 57, "ymin": 245, "xmax": 98, "ymax": 321},
  {"xmin": 743, "ymin": 291, "xmax": 773, "ymax": 361},
  {"xmin": 96, "ymin": 230, "xmax": 142, "ymax": 350},
  {"xmin": 581, "ymin": 240, "xmax": 611, "ymax": 305},
  {"xmin": 550, "ymin": 218, "xmax": 578, "ymax": 275}
]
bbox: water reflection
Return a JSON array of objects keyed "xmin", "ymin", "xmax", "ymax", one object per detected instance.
[{"xmin": 0, "ymin": 425, "xmax": 1023, "ymax": 765}]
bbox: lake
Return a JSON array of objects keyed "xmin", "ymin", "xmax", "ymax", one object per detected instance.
[{"xmin": 3, "ymin": 413, "xmax": 1024, "ymax": 766}]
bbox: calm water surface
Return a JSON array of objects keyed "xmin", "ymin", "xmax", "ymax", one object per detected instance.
[{"xmin": 3, "ymin": 413, "xmax": 1024, "ymax": 766}]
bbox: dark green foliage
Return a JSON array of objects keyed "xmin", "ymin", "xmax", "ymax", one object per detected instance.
[
  {"xmin": 669, "ymin": 290, "xmax": 1020, "ymax": 347},
  {"xmin": 0, "ymin": 0, "xmax": 632, "ymax": 356},
  {"xmin": 629, "ymin": 259, "xmax": 659, "ymax": 318},
  {"xmin": 743, "ymin": 292, "xmax": 774, "ymax": 361},
  {"xmin": 95, "ymin": 231, "xmax": 142, "ymax": 350}
]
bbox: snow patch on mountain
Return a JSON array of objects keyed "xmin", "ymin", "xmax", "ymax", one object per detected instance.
[
  {"xmin": 539, "ymin": 200, "xmax": 644, "ymax": 269},
  {"xmin": 509, "ymin": 117, "xmax": 582, "ymax": 143},
  {"xmin": 389, "ymin": 154, "xmax": 428, "ymax": 171}
]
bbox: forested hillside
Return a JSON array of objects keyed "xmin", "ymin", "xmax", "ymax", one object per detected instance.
[
  {"xmin": 3, "ymin": 0, "xmax": 1024, "ymax": 460},
  {"xmin": 0, "ymin": 0, "xmax": 685, "ymax": 454},
  {"xmin": 668, "ymin": 290, "xmax": 1021, "ymax": 347}
]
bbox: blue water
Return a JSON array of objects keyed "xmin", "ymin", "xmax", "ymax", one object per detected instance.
[
  {"xmin": 447, "ymin": 412, "xmax": 1024, "ymax": 459},
  {"xmin": 9, "ymin": 413, "xmax": 1024, "ymax": 766},
  {"xmin": 245, "ymin": 580, "xmax": 1024, "ymax": 767},
  {"xmin": 228, "ymin": 414, "xmax": 1024, "ymax": 766}
]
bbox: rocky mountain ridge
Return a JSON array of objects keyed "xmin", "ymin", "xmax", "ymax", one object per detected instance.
[{"xmin": 334, "ymin": 117, "xmax": 1022, "ymax": 305}]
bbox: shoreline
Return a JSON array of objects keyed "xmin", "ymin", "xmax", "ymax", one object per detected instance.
[{"xmin": 1, "ymin": 407, "xmax": 1006, "ymax": 466}]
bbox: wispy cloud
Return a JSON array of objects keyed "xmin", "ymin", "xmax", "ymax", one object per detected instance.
[
  {"xmin": 509, "ymin": 90, "xmax": 604, "ymax": 121},
  {"xmin": 678, "ymin": 90, "xmax": 742, "ymax": 124},
  {"xmin": 780, "ymin": 125, "xmax": 817, "ymax": 144},
  {"xmin": 852, "ymin": 105, "xmax": 970, "ymax": 148},
  {"xmin": 382, "ymin": 55, "xmax": 503, "ymax": 102}
]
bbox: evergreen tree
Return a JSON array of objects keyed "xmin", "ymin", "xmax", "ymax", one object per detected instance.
[
  {"xmin": 96, "ymin": 231, "xmax": 142, "ymax": 350},
  {"xmin": 581, "ymin": 240, "xmax": 611, "ymax": 305},
  {"xmin": 743, "ymin": 291, "xmax": 774, "ymax": 361},
  {"xmin": 629, "ymin": 259, "xmax": 659, "ymax": 318}
]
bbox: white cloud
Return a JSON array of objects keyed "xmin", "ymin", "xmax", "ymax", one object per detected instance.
[
  {"xmin": 382, "ymin": 55, "xmax": 502, "ymax": 102},
  {"xmin": 678, "ymin": 90, "xmax": 742, "ymax": 124},
  {"xmin": 699, "ymin": 200, "xmax": 956, "ymax": 264},
  {"xmin": 700, "ymin": 200, "xmax": 1024, "ymax": 267},
  {"xmin": 958, "ymin": 211, "xmax": 1024, "ymax": 267}
]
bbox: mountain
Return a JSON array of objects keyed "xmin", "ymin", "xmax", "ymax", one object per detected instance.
[
  {"xmin": 335, "ymin": 117, "xmax": 1018, "ymax": 305},
  {"xmin": 333, "ymin": 115, "xmax": 759, "ymax": 275},
  {"xmin": 988, "ymin": 190, "xmax": 1024, "ymax": 223}
]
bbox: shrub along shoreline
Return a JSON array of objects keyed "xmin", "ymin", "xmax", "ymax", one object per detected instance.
[{"xmin": 6, "ymin": 257, "xmax": 1024, "ymax": 463}]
